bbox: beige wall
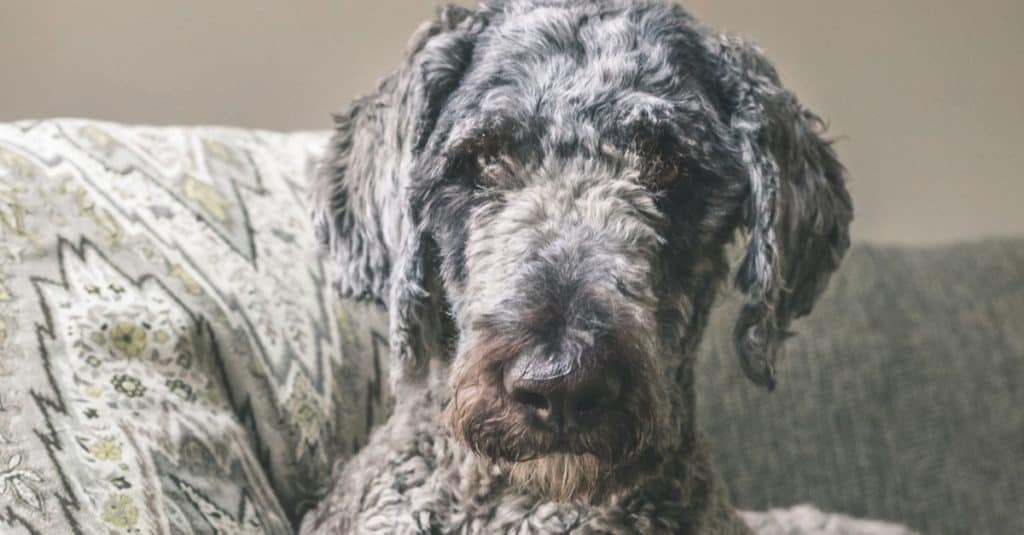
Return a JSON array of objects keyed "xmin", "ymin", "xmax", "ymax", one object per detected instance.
[{"xmin": 2, "ymin": 1, "xmax": 1022, "ymax": 244}]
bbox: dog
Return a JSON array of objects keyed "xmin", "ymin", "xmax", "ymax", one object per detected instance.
[{"xmin": 301, "ymin": 1, "xmax": 852, "ymax": 532}]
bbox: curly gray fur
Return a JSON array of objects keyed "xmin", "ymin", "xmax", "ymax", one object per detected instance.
[{"xmin": 305, "ymin": 1, "xmax": 853, "ymax": 533}]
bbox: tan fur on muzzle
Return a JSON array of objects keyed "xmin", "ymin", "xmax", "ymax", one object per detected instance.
[{"xmin": 507, "ymin": 453, "xmax": 605, "ymax": 503}]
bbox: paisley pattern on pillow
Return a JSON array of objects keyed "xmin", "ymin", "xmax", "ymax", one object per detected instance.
[{"xmin": 0, "ymin": 120, "xmax": 390, "ymax": 533}]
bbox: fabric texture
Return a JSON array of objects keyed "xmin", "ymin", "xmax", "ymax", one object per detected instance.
[
  {"xmin": 699, "ymin": 238, "xmax": 1024, "ymax": 535},
  {"xmin": 740, "ymin": 505, "xmax": 918, "ymax": 535},
  {"xmin": 1, "ymin": 119, "xmax": 1018, "ymax": 534},
  {"xmin": 0, "ymin": 120, "xmax": 389, "ymax": 534}
]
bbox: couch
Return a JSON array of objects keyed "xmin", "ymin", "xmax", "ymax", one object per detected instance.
[{"xmin": 0, "ymin": 119, "xmax": 1019, "ymax": 534}]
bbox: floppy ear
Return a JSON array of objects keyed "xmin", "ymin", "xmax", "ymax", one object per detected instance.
[
  {"xmin": 312, "ymin": 5, "xmax": 483, "ymax": 384},
  {"xmin": 712, "ymin": 36, "xmax": 854, "ymax": 390}
]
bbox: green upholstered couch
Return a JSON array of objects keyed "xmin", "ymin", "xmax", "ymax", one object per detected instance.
[{"xmin": 0, "ymin": 119, "xmax": 1019, "ymax": 534}]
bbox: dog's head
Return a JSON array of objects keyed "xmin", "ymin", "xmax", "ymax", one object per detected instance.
[{"xmin": 314, "ymin": 1, "xmax": 851, "ymax": 502}]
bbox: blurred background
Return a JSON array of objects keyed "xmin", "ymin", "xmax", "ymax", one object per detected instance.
[{"xmin": 2, "ymin": 0, "xmax": 1022, "ymax": 244}]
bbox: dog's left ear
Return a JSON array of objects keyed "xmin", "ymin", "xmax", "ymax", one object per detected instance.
[
  {"xmin": 312, "ymin": 5, "xmax": 484, "ymax": 385},
  {"xmin": 711, "ymin": 35, "xmax": 854, "ymax": 390}
]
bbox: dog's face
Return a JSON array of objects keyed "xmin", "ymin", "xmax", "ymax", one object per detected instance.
[
  {"xmin": 314, "ymin": 1, "xmax": 851, "ymax": 502},
  {"xmin": 420, "ymin": 109, "xmax": 749, "ymax": 498},
  {"xmin": 433, "ymin": 160, "xmax": 730, "ymax": 499}
]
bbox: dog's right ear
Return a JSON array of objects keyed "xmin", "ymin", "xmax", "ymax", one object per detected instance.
[{"xmin": 312, "ymin": 5, "xmax": 485, "ymax": 382}]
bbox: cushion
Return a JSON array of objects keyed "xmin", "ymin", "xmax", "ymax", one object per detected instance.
[
  {"xmin": 0, "ymin": 119, "xmax": 387, "ymax": 533},
  {"xmin": 699, "ymin": 238, "xmax": 1024, "ymax": 535}
]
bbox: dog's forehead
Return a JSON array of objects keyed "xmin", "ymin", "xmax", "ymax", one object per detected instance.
[
  {"xmin": 435, "ymin": 2, "xmax": 725, "ymax": 172},
  {"xmin": 471, "ymin": 10, "xmax": 708, "ymax": 114}
]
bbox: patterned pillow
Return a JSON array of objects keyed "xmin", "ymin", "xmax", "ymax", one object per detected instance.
[{"xmin": 0, "ymin": 119, "xmax": 389, "ymax": 533}]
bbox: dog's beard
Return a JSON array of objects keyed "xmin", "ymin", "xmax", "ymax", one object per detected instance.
[
  {"xmin": 447, "ymin": 328, "xmax": 667, "ymax": 502},
  {"xmin": 506, "ymin": 453, "xmax": 604, "ymax": 502},
  {"xmin": 446, "ymin": 367, "xmax": 653, "ymax": 469},
  {"xmin": 448, "ymin": 386, "xmax": 655, "ymax": 503}
]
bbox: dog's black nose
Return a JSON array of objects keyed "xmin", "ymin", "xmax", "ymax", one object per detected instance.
[{"xmin": 503, "ymin": 356, "xmax": 623, "ymax": 430}]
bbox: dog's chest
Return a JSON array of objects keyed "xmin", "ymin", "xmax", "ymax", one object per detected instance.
[{"xmin": 350, "ymin": 445, "xmax": 715, "ymax": 534}]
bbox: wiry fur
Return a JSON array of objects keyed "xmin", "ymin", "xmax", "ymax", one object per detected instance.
[
  {"xmin": 305, "ymin": 1, "xmax": 852, "ymax": 533},
  {"xmin": 507, "ymin": 453, "xmax": 604, "ymax": 502}
]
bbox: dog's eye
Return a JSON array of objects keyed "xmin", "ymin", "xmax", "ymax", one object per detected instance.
[
  {"xmin": 477, "ymin": 152, "xmax": 501, "ymax": 171},
  {"xmin": 611, "ymin": 123, "xmax": 687, "ymax": 190},
  {"xmin": 472, "ymin": 151, "xmax": 518, "ymax": 189},
  {"xmin": 642, "ymin": 159, "xmax": 683, "ymax": 191}
]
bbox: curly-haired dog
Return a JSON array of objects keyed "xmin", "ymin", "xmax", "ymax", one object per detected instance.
[{"xmin": 302, "ymin": 1, "xmax": 853, "ymax": 533}]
